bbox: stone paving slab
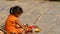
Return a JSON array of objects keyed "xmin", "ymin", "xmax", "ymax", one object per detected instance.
[{"xmin": 0, "ymin": 1, "xmax": 60, "ymax": 34}]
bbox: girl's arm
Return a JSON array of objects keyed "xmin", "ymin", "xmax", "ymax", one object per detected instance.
[{"xmin": 15, "ymin": 20, "xmax": 25, "ymax": 29}]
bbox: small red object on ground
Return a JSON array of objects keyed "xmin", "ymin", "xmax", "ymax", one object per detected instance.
[{"xmin": 29, "ymin": 25, "xmax": 36, "ymax": 29}]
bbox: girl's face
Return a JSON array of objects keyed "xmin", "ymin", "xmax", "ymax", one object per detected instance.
[{"xmin": 15, "ymin": 13, "xmax": 21, "ymax": 17}]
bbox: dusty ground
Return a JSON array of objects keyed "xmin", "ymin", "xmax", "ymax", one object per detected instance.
[{"xmin": 0, "ymin": 1, "xmax": 60, "ymax": 34}]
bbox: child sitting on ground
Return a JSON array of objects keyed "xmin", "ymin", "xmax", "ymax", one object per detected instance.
[{"xmin": 4, "ymin": 6, "xmax": 25, "ymax": 34}]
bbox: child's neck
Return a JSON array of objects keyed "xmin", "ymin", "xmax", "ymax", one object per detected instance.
[{"xmin": 10, "ymin": 14, "xmax": 17, "ymax": 18}]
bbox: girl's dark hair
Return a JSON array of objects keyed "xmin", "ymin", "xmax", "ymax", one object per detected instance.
[{"xmin": 10, "ymin": 6, "xmax": 23, "ymax": 15}]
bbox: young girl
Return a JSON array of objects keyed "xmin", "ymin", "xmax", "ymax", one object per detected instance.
[{"xmin": 4, "ymin": 6, "xmax": 25, "ymax": 34}]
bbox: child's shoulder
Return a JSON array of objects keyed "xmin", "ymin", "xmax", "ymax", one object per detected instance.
[{"xmin": 8, "ymin": 15, "xmax": 18, "ymax": 21}]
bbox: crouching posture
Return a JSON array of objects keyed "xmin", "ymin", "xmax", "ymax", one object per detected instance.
[{"xmin": 4, "ymin": 6, "xmax": 25, "ymax": 34}]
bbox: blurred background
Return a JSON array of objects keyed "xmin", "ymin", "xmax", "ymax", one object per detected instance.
[{"xmin": 0, "ymin": 0, "xmax": 60, "ymax": 34}]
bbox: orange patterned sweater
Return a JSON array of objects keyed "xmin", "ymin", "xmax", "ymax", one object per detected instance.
[{"xmin": 4, "ymin": 15, "xmax": 23, "ymax": 34}]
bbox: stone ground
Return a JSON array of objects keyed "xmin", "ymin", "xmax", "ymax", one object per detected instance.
[{"xmin": 0, "ymin": 1, "xmax": 60, "ymax": 34}]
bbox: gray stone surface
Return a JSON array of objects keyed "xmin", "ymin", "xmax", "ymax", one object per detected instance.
[{"xmin": 0, "ymin": 1, "xmax": 60, "ymax": 34}]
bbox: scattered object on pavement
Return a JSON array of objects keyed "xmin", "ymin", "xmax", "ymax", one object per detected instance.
[
  {"xmin": 0, "ymin": 29, "xmax": 7, "ymax": 34},
  {"xmin": 23, "ymin": 24, "xmax": 41, "ymax": 33},
  {"xmin": 34, "ymin": 27, "xmax": 41, "ymax": 33},
  {"xmin": 0, "ymin": 6, "xmax": 6, "ymax": 11},
  {"xmin": 23, "ymin": 24, "xmax": 33, "ymax": 33},
  {"xmin": 29, "ymin": 25, "xmax": 37, "ymax": 29},
  {"xmin": 29, "ymin": 25, "xmax": 41, "ymax": 33},
  {"xmin": 0, "ymin": 30, "xmax": 4, "ymax": 34}
]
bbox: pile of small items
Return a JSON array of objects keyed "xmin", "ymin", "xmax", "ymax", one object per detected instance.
[{"xmin": 23, "ymin": 24, "xmax": 41, "ymax": 33}]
